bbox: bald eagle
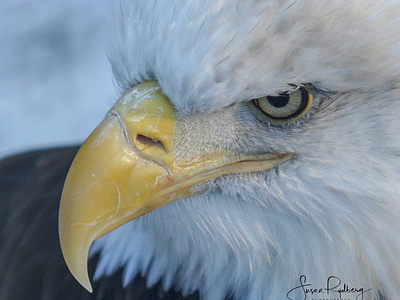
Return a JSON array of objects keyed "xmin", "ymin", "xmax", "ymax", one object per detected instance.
[{"xmin": 1, "ymin": 1, "xmax": 400, "ymax": 299}]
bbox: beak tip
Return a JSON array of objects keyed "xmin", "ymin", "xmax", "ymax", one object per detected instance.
[
  {"xmin": 59, "ymin": 228, "xmax": 93, "ymax": 294},
  {"xmin": 83, "ymin": 281, "xmax": 93, "ymax": 294},
  {"xmin": 67, "ymin": 259, "xmax": 93, "ymax": 293}
]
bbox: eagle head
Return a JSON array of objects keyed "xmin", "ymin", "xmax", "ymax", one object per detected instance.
[{"xmin": 59, "ymin": 1, "xmax": 400, "ymax": 299}]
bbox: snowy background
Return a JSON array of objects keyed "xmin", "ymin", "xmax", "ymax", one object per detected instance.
[{"xmin": 0, "ymin": 0, "xmax": 116, "ymax": 159}]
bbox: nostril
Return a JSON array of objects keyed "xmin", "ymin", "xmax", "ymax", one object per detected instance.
[{"xmin": 136, "ymin": 134, "xmax": 166, "ymax": 152}]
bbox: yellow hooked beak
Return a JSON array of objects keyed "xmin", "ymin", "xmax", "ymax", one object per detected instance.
[{"xmin": 59, "ymin": 81, "xmax": 292, "ymax": 292}]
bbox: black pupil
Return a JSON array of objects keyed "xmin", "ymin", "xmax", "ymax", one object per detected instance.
[{"xmin": 267, "ymin": 94, "xmax": 289, "ymax": 108}]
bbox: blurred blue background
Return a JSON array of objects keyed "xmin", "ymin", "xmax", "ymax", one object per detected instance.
[{"xmin": 0, "ymin": 0, "xmax": 116, "ymax": 158}]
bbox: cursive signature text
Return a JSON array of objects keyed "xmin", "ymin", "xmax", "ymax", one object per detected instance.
[{"xmin": 287, "ymin": 275, "xmax": 372, "ymax": 300}]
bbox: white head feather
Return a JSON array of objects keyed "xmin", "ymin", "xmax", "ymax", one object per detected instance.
[{"xmin": 91, "ymin": 1, "xmax": 400, "ymax": 299}]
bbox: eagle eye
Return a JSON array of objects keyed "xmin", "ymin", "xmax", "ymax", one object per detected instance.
[{"xmin": 253, "ymin": 86, "xmax": 312, "ymax": 121}]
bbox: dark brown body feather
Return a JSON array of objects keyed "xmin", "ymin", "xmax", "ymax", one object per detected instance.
[{"xmin": 0, "ymin": 147, "xmax": 199, "ymax": 300}]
